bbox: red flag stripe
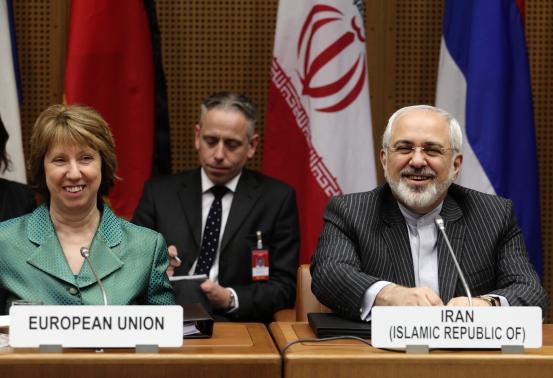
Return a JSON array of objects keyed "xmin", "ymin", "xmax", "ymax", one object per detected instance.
[{"xmin": 64, "ymin": 0, "xmax": 154, "ymax": 218}]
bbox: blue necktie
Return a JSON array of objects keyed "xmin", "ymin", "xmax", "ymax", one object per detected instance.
[{"xmin": 194, "ymin": 186, "xmax": 228, "ymax": 275}]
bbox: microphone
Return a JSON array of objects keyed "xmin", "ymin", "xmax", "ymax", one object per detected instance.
[
  {"xmin": 80, "ymin": 247, "xmax": 108, "ymax": 306},
  {"xmin": 434, "ymin": 217, "xmax": 473, "ymax": 306}
]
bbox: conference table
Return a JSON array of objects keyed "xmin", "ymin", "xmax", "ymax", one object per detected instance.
[
  {"xmin": 0, "ymin": 323, "xmax": 280, "ymax": 378},
  {"xmin": 3, "ymin": 320, "xmax": 552, "ymax": 378},
  {"xmin": 269, "ymin": 322, "xmax": 553, "ymax": 378}
]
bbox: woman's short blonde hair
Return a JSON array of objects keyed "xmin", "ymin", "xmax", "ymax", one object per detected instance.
[{"xmin": 29, "ymin": 104, "xmax": 117, "ymax": 201}]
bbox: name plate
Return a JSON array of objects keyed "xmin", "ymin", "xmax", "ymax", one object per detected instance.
[
  {"xmin": 371, "ymin": 306, "xmax": 542, "ymax": 349},
  {"xmin": 9, "ymin": 305, "xmax": 183, "ymax": 348}
]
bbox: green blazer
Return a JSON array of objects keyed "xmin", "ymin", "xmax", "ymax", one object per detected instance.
[{"xmin": 0, "ymin": 204, "xmax": 175, "ymax": 313}]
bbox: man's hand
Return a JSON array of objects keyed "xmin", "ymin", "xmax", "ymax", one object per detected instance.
[
  {"xmin": 166, "ymin": 245, "xmax": 181, "ymax": 277},
  {"xmin": 446, "ymin": 296, "xmax": 492, "ymax": 306},
  {"xmin": 200, "ymin": 280, "xmax": 232, "ymax": 310},
  {"xmin": 375, "ymin": 284, "xmax": 444, "ymax": 306}
]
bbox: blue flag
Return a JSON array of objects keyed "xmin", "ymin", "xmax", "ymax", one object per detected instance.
[{"xmin": 436, "ymin": 0, "xmax": 542, "ymax": 276}]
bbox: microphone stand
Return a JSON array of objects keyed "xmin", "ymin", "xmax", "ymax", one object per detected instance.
[
  {"xmin": 80, "ymin": 247, "xmax": 108, "ymax": 306},
  {"xmin": 434, "ymin": 217, "xmax": 473, "ymax": 306}
]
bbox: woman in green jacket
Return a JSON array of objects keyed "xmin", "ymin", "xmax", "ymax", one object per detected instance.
[{"xmin": 0, "ymin": 104, "xmax": 175, "ymax": 312}]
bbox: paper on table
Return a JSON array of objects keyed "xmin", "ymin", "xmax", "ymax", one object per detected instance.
[{"xmin": 183, "ymin": 322, "xmax": 201, "ymax": 336}]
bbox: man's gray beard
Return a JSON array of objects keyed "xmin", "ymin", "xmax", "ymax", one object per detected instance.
[{"xmin": 385, "ymin": 169, "xmax": 455, "ymax": 211}]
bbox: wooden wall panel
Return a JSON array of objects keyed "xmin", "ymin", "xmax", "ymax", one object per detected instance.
[
  {"xmin": 527, "ymin": 0, "xmax": 553, "ymax": 322},
  {"xmin": 365, "ymin": 0, "xmax": 396, "ymax": 183},
  {"xmin": 394, "ymin": 0, "xmax": 442, "ymax": 107},
  {"xmin": 12, "ymin": 0, "xmax": 67, "ymax": 164},
  {"xmin": 155, "ymin": 0, "xmax": 278, "ymax": 172}
]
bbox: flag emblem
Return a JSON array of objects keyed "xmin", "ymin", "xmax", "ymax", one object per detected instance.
[{"xmin": 298, "ymin": 5, "xmax": 367, "ymax": 113}]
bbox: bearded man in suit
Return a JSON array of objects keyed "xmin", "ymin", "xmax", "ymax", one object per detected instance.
[
  {"xmin": 133, "ymin": 91, "xmax": 299, "ymax": 322},
  {"xmin": 311, "ymin": 105, "xmax": 547, "ymax": 321}
]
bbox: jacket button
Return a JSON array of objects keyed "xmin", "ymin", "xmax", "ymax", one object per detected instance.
[{"xmin": 68, "ymin": 287, "xmax": 79, "ymax": 295}]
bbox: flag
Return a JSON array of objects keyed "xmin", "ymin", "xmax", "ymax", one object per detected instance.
[
  {"xmin": 65, "ymin": 0, "xmax": 156, "ymax": 218},
  {"xmin": 436, "ymin": 0, "xmax": 542, "ymax": 276},
  {"xmin": 263, "ymin": 0, "xmax": 377, "ymax": 263},
  {"xmin": 0, "ymin": 0, "xmax": 26, "ymax": 183},
  {"xmin": 143, "ymin": 0, "xmax": 171, "ymax": 177}
]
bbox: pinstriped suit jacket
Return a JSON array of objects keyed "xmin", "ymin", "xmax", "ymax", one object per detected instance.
[{"xmin": 310, "ymin": 183, "xmax": 547, "ymax": 320}]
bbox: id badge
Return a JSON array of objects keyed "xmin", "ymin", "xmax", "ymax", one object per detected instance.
[{"xmin": 251, "ymin": 249, "xmax": 269, "ymax": 281}]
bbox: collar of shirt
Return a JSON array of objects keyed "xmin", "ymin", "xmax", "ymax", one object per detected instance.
[
  {"xmin": 200, "ymin": 168, "xmax": 241, "ymax": 194},
  {"xmin": 397, "ymin": 201, "xmax": 444, "ymax": 227},
  {"xmin": 397, "ymin": 200, "xmax": 443, "ymax": 294}
]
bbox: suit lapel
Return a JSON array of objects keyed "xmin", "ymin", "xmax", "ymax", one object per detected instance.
[
  {"xmin": 177, "ymin": 169, "xmax": 203, "ymax": 270},
  {"xmin": 26, "ymin": 206, "xmax": 76, "ymax": 286},
  {"xmin": 26, "ymin": 205, "xmax": 125, "ymax": 288},
  {"xmin": 76, "ymin": 207, "xmax": 124, "ymax": 288},
  {"xmin": 220, "ymin": 170, "xmax": 260, "ymax": 252},
  {"xmin": 437, "ymin": 193, "xmax": 465, "ymax": 303},
  {"xmin": 381, "ymin": 191, "xmax": 416, "ymax": 287}
]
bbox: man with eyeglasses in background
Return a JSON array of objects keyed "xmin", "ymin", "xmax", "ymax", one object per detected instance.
[{"xmin": 311, "ymin": 105, "xmax": 546, "ymax": 321}]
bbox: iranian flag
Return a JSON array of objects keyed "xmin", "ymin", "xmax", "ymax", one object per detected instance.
[{"xmin": 263, "ymin": 0, "xmax": 377, "ymax": 263}]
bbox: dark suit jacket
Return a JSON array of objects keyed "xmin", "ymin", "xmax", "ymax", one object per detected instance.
[
  {"xmin": 311, "ymin": 183, "xmax": 547, "ymax": 320},
  {"xmin": 0, "ymin": 178, "xmax": 36, "ymax": 221},
  {"xmin": 132, "ymin": 168, "xmax": 299, "ymax": 322},
  {"xmin": 0, "ymin": 178, "xmax": 36, "ymax": 313}
]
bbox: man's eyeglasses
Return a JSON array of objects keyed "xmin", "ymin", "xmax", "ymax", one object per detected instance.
[{"xmin": 387, "ymin": 145, "xmax": 457, "ymax": 158}]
